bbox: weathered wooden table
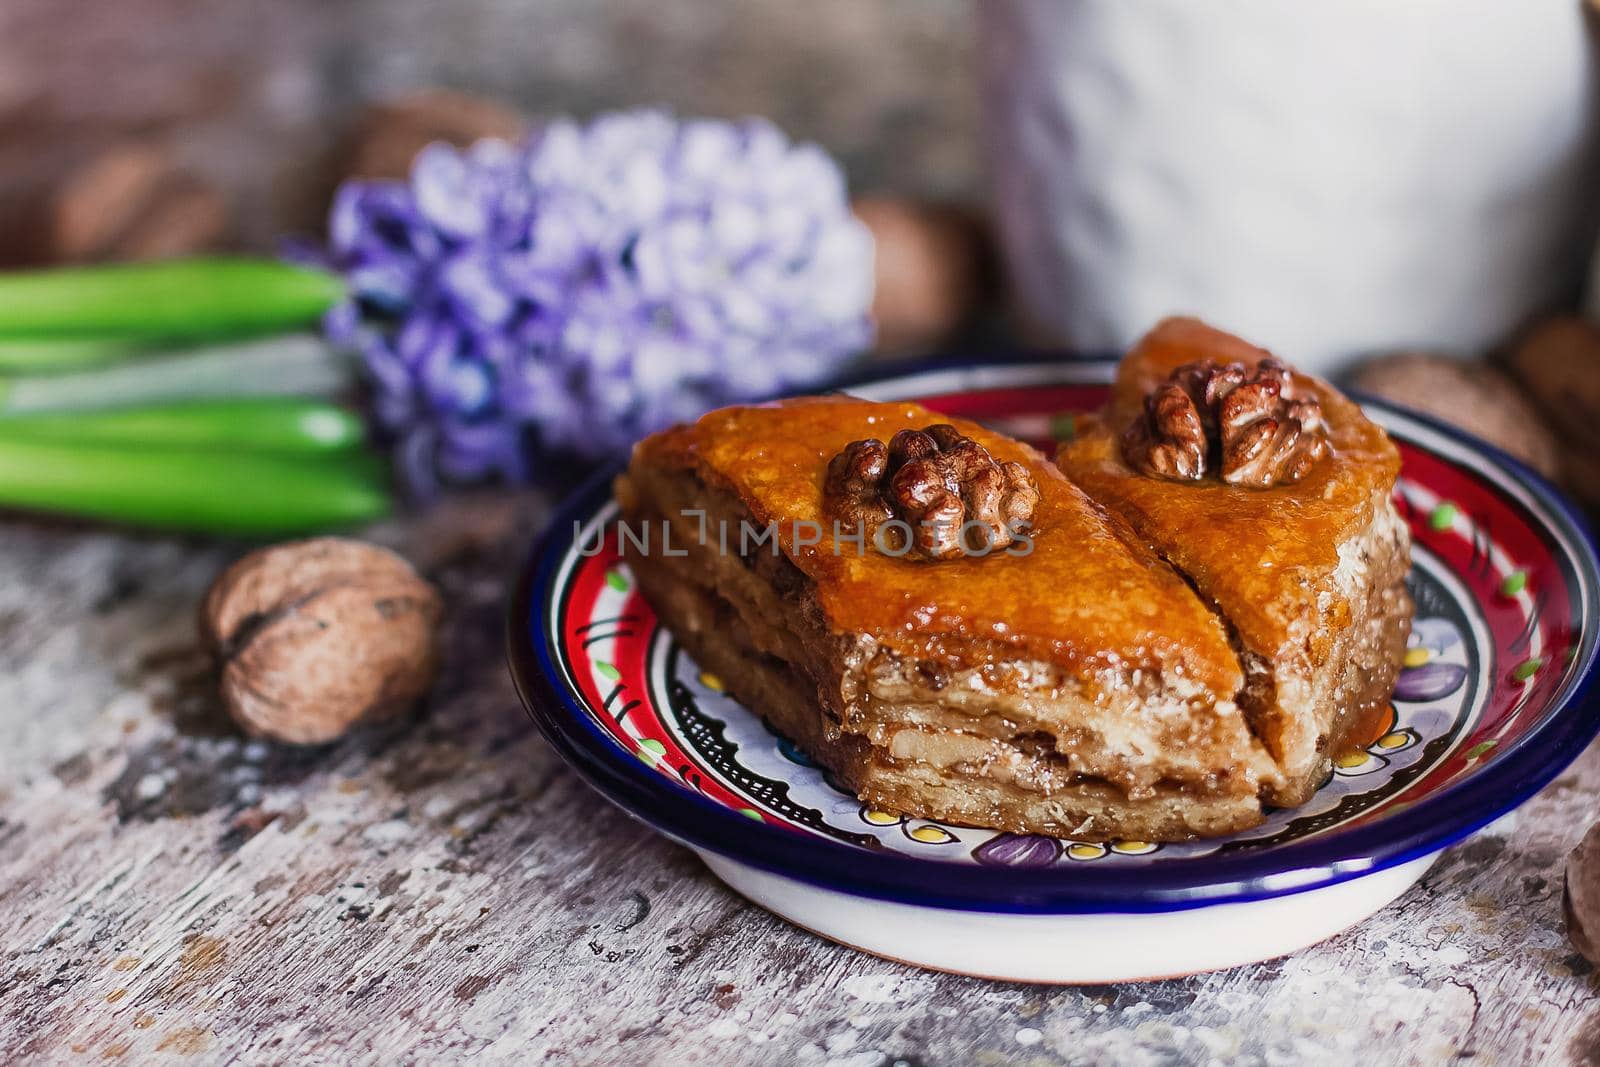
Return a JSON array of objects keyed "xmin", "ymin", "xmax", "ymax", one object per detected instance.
[{"xmin": 3, "ymin": 497, "xmax": 1597, "ymax": 1065}]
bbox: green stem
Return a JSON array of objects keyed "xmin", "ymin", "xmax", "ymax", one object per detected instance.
[
  {"xmin": 0, "ymin": 398, "xmax": 367, "ymax": 454},
  {"xmin": 0, "ymin": 334, "xmax": 357, "ymax": 413},
  {"xmin": 0, "ymin": 258, "xmax": 345, "ymax": 341},
  {"xmin": 0, "ymin": 439, "xmax": 392, "ymax": 535}
]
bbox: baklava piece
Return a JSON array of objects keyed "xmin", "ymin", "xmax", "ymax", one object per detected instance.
[
  {"xmin": 1058, "ymin": 318, "xmax": 1413, "ymax": 805},
  {"xmin": 617, "ymin": 397, "xmax": 1284, "ymax": 841}
]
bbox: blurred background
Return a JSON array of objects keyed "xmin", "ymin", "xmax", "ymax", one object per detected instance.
[{"xmin": 0, "ymin": 0, "xmax": 976, "ymax": 260}]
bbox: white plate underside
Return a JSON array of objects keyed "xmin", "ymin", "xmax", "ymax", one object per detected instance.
[{"xmin": 699, "ymin": 851, "xmax": 1437, "ymax": 983}]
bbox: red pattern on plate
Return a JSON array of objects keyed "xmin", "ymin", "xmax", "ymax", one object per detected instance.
[
  {"xmin": 1382, "ymin": 443, "xmax": 1576, "ymax": 808},
  {"xmin": 559, "ymin": 531, "xmax": 761, "ymax": 820}
]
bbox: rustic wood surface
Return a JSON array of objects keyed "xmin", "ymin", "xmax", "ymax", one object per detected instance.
[{"xmin": 2, "ymin": 499, "xmax": 1598, "ymax": 1066}]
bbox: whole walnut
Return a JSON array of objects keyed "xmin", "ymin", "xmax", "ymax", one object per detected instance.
[
  {"xmin": 1349, "ymin": 352, "xmax": 1563, "ymax": 481},
  {"xmin": 1564, "ymin": 445, "xmax": 1600, "ymax": 518},
  {"xmin": 853, "ymin": 197, "xmax": 995, "ymax": 354},
  {"xmin": 1566, "ymin": 820, "xmax": 1600, "ymax": 966},
  {"xmin": 200, "ymin": 538, "xmax": 443, "ymax": 745},
  {"xmin": 49, "ymin": 144, "xmax": 227, "ymax": 264},
  {"xmin": 338, "ymin": 90, "xmax": 527, "ymax": 183},
  {"xmin": 3, "ymin": 142, "xmax": 227, "ymax": 267},
  {"xmin": 1506, "ymin": 317, "xmax": 1600, "ymax": 454}
]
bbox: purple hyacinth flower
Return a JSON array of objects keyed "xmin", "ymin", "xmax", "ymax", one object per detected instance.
[{"xmin": 320, "ymin": 109, "xmax": 875, "ymax": 492}]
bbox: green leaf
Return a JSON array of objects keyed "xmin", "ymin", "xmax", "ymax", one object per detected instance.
[
  {"xmin": 594, "ymin": 661, "xmax": 621, "ymax": 681},
  {"xmin": 0, "ymin": 398, "xmax": 365, "ymax": 454},
  {"xmin": 1428, "ymin": 503, "xmax": 1459, "ymax": 532},
  {"xmin": 0, "ymin": 438, "xmax": 389, "ymax": 535},
  {"xmin": 604, "ymin": 568, "xmax": 630, "ymax": 593},
  {"xmin": 0, "ymin": 258, "xmax": 345, "ymax": 341},
  {"xmin": 1512, "ymin": 658, "xmax": 1543, "ymax": 683},
  {"xmin": 1465, "ymin": 740, "xmax": 1497, "ymax": 760}
]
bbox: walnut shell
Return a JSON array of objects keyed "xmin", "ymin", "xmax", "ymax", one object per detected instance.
[
  {"xmin": 200, "ymin": 538, "xmax": 442, "ymax": 745},
  {"xmin": 338, "ymin": 90, "xmax": 527, "ymax": 184},
  {"xmin": 46, "ymin": 143, "xmax": 226, "ymax": 265},
  {"xmin": 1506, "ymin": 317, "xmax": 1600, "ymax": 454},
  {"xmin": 1349, "ymin": 353, "xmax": 1563, "ymax": 481},
  {"xmin": 853, "ymin": 197, "xmax": 994, "ymax": 354},
  {"xmin": 1566, "ymin": 821, "xmax": 1600, "ymax": 966},
  {"xmin": 1562, "ymin": 440, "xmax": 1600, "ymax": 517}
]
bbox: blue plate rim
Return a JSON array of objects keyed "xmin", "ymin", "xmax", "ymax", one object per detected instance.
[{"xmin": 506, "ymin": 356, "xmax": 1600, "ymax": 915}]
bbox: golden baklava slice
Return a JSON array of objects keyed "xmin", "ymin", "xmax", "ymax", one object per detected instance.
[
  {"xmin": 1058, "ymin": 318, "xmax": 1414, "ymax": 805},
  {"xmin": 616, "ymin": 396, "xmax": 1283, "ymax": 841}
]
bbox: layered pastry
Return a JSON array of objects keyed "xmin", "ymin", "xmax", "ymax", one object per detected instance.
[
  {"xmin": 616, "ymin": 319, "xmax": 1412, "ymax": 841},
  {"xmin": 617, "ymin": 398, "xmax": 1284, "ymax": 841},
  {"xmin": 1057, "ymin": 318, "xmax": 1413, "ymax": 806}
]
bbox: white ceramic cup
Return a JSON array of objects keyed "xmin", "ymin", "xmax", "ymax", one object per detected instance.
[{"xmin": 978, "ymin": 0, "xmax": 1600, "ymax": 374}]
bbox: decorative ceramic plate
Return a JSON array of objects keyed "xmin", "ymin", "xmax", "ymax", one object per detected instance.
[{"xmin": 509, "ymin": 359, "xmax": 1600, "ymax": 982}]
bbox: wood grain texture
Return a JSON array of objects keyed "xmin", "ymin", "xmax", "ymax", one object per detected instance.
[{"xmin": 1, "ymin": 502, "xmax": 1597, "ymax": 1066}]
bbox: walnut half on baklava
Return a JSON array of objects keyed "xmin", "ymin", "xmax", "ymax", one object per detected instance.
[{"xmin": 616, "ymin": 396, "xmax": 1287, "ymax": 842}]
